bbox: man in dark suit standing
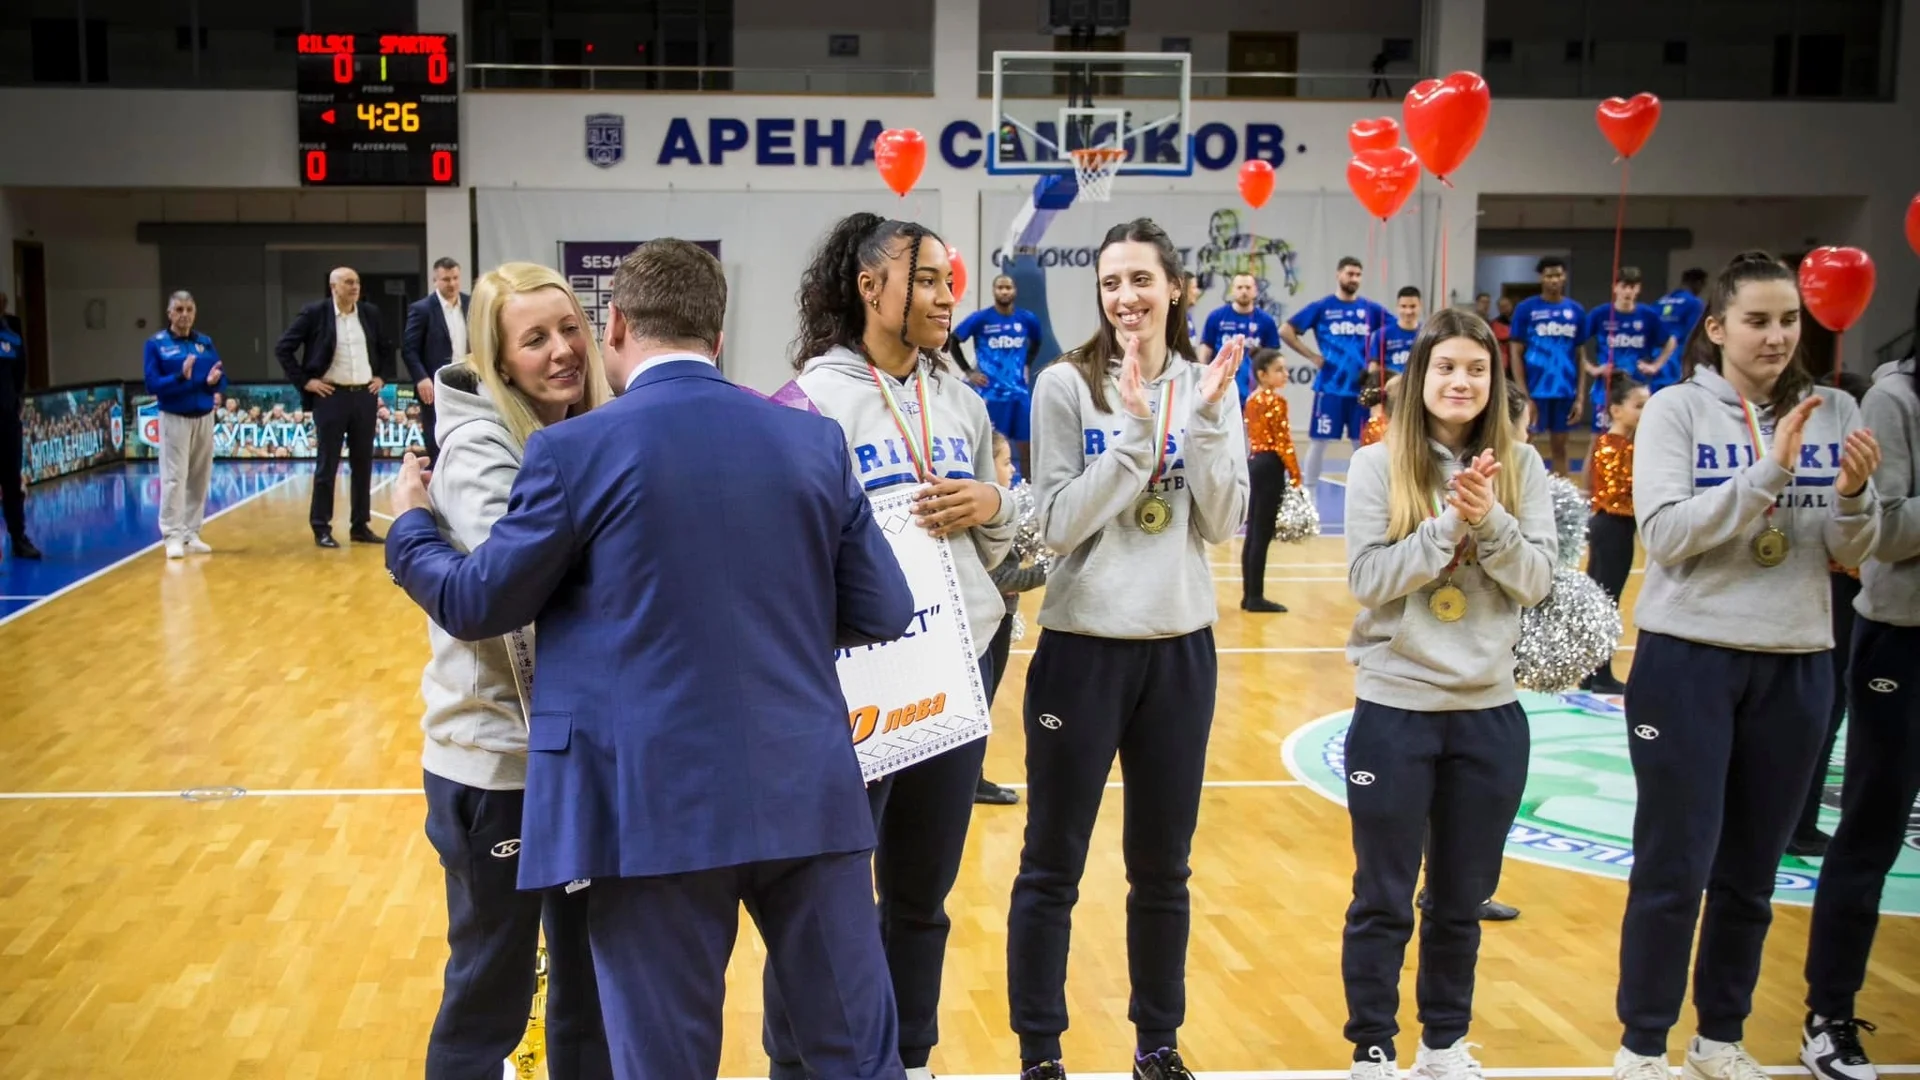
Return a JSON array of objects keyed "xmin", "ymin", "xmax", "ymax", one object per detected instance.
[
  {"xmin": 402, "ymin": 257, "xmax": 469, "ymax": 463},
  {"xmin": 275, "ymin": 266, "xmax": 393, "ymax": 548},
  {"xmin": 384, "ymin": 239, "xmax": 914, "ymax": 1080}
]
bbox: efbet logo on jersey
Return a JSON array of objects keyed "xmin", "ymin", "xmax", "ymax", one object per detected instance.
[
  {"xmin": 586, "ymin": 113, "xmax": 625, "ymax": 168},
  {"xmin": 1327, "ymin": 320, "xmax": 1371, "ymax": 336},
  {"xmin": 1606, "ymin": 332, "xmax": 1649, "ymax": 349},
  {"xmin": 1534, "ymin": 321, "xmax": 1579, "ymax": 338},
  {"xmin": 986, "ymin": 334, "xmax": 1025, "ymax": 349}
]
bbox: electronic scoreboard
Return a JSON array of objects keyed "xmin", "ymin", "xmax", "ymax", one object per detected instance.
[{"xmin": 296, "ymin": 33, "xmax": 459, "ymax": 187}]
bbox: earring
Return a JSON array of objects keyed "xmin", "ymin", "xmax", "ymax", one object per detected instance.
[{"xmin": 868, "ymin": 297, "xmax": 880, "ymax": 310}]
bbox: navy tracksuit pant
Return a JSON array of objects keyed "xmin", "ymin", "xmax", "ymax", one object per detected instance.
[
  {"xmin": 1794, "ymin": 572, "xmax": 1862, "ymax": 841},
  {"xmin": 1616, "ymin": 631, "xmax": 1832, "ymax": 1056},
  {"xmin": 1007, "ymin": 628, "xmax": 1218, "ymax": 1063},
  {"xmin": 1805, "ymin": 618, "xmax": 1920, "ymax": 1019},
  {"xmin": 1340, "ymin": 699, "xmax": 1530, "ymax": 1057},
  {"xmin": 764, "ymin": 650, "xmax": 995, "ymax": 1076},
  {"xmin": 422, "ymin": 770, "xmax": 612, "ymax": 1080}
]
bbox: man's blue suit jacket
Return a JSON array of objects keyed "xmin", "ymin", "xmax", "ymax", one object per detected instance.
[{"xmin": 385, "ymin": 359, "xmax": 915, "ymax": 889}]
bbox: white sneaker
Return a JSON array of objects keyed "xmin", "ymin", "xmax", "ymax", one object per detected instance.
[
  {"xmin": 1410, "ymin": 1040, "xmax": 1483, "ymax": 1080},
  {"xmin": 1803, "ymin": 1015, "xmax": 1879, "ymax": 1080},
  {"xmin": 904, "ymin": 1068, "xmax": 935, "ymax": 1080},
  {"xmin": 1353, "ymin": 1045, "xmax": 1399, "ymax": 1080},
  {"xmin": 165, "ymin": 538, "xmax": 186, "ymax": 560},
  {"xmin": 185, "ymin": 535, "xmax": 213, "ymax": 554},
  {"xmin": 1613, "ymin": 1046, "xmax": 1671, "ymax": 1080},
  {"xmin": 1684, "ymin": 1039, "xmax": 1767, "ymax": 1080}
]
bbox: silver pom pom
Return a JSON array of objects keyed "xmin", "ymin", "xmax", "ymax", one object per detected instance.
[
  {"xmin": 1547, "ymin": 475, "xmax": 1589, "ymax": 569},
  {"xmin": 1513, "ymin": 568, "xmax": 1623, "ymax": 692},
  {"xmin": 1008, "ymin": 481, "xmax": 1055, "ymax": 574},
  {"xmin": 1273, "ymin": 481, "xmax": 1321, "ymax": 544},
  {"xmin": 1011, "ymin": 610, "xmax": 1027, "ymax": 643}
]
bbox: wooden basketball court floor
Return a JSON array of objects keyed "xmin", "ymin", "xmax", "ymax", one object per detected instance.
[{"xmin": 1, "ymin": 466, "xmax": 1915, "ymax": 1078}]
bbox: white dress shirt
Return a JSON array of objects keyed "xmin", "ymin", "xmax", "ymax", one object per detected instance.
[
  {"xmin": 324, "ymin": 303, "xmax": 373, "ymax": 385},
  {"xmin": 624, "ymin": 351, "xmax": 716, "ymax": 392},
  {"xmin": 440, "ymin": 293, "xmax": 468, "ymax": 363}
]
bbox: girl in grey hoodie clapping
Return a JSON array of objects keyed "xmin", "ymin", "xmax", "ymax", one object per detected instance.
[
  {"xmin": 761, "ymin": 212, "xmax": 1016, "ymax": 1080},
  {"xmin": 415, "ymin": 262, "xmax": 614, "ymax": 1079},
  {"xmin": 1611, "ymin": 252, "xmax": 1880, "ymax": 1080}
]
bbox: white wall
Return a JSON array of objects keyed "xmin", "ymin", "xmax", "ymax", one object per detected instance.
[{"xmin": 477, "ymin": 188, "xmax": 942, "ymax": 392}]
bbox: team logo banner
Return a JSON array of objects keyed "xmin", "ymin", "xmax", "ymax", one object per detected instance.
[
  {"xmin": 835, "ymin": 486, "xmax": 991, "ymax": 781},
  {"xmin": 585, "ymin": 113, "xmax": 625, "ymax": 168}
]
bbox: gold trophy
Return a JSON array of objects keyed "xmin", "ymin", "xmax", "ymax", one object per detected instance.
[{"xmin": 509, "ymin": 945, "xmax": 549, "ymax": 1079}]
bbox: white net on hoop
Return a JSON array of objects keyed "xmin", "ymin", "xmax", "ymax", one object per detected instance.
[{"xmin": 1069, "ymin": 147, "xmax": 1127, "ymax": 203}]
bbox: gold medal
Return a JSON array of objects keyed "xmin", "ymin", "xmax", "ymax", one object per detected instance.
[
  {"xmin": 1429, "ymin": 582, "xmax": 1468, "ymax": 622},
  {"xmin": 1751, "ymin": 527, "xmax": 1790, "ymax": 568},
  {"xmin": 1136, "ymin": 493, "xmax": 1172, "ymax": 534}
]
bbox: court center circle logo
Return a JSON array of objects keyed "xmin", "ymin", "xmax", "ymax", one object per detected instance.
[{"xmin": 1281, "ymin": 690, "xmax": 1920, "ymax": 916}]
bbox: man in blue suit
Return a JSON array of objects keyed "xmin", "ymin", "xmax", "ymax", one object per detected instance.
[
  {"xmin": 402, "ymin": 257, "xmax": 470, "ymax": 463},
  {"xmin": 385, "ymin": 238, "xmax": 915, "ymax": 1080}
]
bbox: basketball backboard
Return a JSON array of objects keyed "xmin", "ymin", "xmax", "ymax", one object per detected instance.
[{"xmin": 987, "ymin": 50, "xmax": 1192, "ymax": 179}]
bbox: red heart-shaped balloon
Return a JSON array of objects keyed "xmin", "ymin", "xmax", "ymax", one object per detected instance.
[
  {"xmin": 874, "ymin": 128, "xmax": 926, "ymax": 197},
  {"xmin": 1238, "ymin": 159, "xmax": 1276, "ymax": 210},
  {"xmin": 1402, "ymin": 72, "xmax": 1490, "ymax": 181},
  {"xmin": 1346, "ymin": 147, "xmax": 1421, "ymax": 221},
  {"xmin": 1799, "ymin": 247, "xmax": 1877, "ymax": 333},
  {"xmin": 946, "ymin": 245, "xmax": 968, "ymax": 301},
  {"xmin": 1347, "ymin": 116, "xmax": 1401, "ymax": 154},
  {"xmin": 1596, "ymin": 93, "xmax": 1662, "ymax": 159},
  {"xmin": 1906, "ymin": 193, "xmax": 1920, "ymax": 259}
]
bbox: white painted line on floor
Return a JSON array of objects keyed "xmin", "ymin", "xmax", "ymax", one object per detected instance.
[
  {"xmin": 369, "ymin": 509, "xmax": 396, "ymax": 521},
  {"xmin": 0, "ymin": 595, "xmax": 48, "ymax": 600},
  {"xmin": 0, "ymin": 472, "xmax": 299, "ymax": 630},
  {"xmin": 0, "ymin": 781, "xmax": 1309, "ymax": 800}
]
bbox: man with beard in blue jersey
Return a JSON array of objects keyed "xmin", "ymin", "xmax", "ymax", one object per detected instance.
[
  {"xmin": 1578, "ymin": 267, "xmax": 1674, "ymax": 431},
  {"xmin": 1200, "ymin": 271, "xmax": 1283, "ymax": 404},
  {"xmin": 1508, "ymin": 256, "xmax": 1587, "ymax": 476},
  {"xmin": 1650, "ymin": 267, "xmax": 1707, "ymax": 392},
  {"xmin": 951, "ymin": 273, "xmax": 1043, "ymax": 480},
  {"xmin": 1283, "ymin": 256, "xmax": 1390, "ymax": 493}
]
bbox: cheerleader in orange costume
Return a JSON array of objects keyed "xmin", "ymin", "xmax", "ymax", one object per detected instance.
[
  {"xmin": 1581, "ymin": 372, "xmax": 1650, "ymax": 693},
  {"xmin": 1242, "ymin": 347, "xmax": 1302, "ymax": 612}
]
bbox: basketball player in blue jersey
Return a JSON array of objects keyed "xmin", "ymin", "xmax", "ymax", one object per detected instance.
[
  {"xmin": 1198, "ymin": 272, "xmax": 1282, "ymax": 403},
  {"xmin": 1578, "ymin": 267, "xmax": 1673, "ymax": 431},
  {"xmin": 1284, "ymin": 256, "xmax": 1391, "ymax": 492},
  {"xmin": 1650, "ymin": 267, "xmax": 1707, "ymax": 392},
  {"xmin": 1367, "ymin": 286, "xmax": 1423, "ymax": 378},
  {"xmin": 952, "ymin": 274, "xmax": 1045, "ymax": 479},
  {"xmin": 1508, "ymin": 256, "xmax": 1587, "ymax": 476}
]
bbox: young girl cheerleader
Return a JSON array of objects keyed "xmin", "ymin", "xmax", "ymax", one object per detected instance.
[
  {"xmin": 1581, "ymin": 372, "xmax": 1650, "ymax": 694},
  {"xmin": 1009, "ymin": 218, "xmax": 1247, "ymax": 1080},
  {"xmin": 1611, "ymin": 252, "xmax": 1881, "ymax": 1080},
  {"xmin": 766, "ymin": 212, "xmax": 1018, "ymax": 1080},
  {"xmin": 1242, "ymin": 346, "xmax": 1303, "ymax": 613},
  {"xmin": 1341, "ymin": 307, "xmax": 1556, "ymax": 1080},
  {"xmin": 1800, "ymin": 291, "xmax": 1920, "ymax": 1080}
]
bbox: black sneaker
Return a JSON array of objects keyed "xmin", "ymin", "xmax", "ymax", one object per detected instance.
[
  {"xmin": 1135, "ymin": 1048, "xmax": 1195, "ymax": 1079},
  {"xmin": 9, "ymin": 534, "xmax": 41, "ymax": 560},
  {"xmin": 1021, "ymin": 1062, "xmax": 1068, "ymax": 1080},
  {"xmin": 1788, "ymin": 830, "xmax": 1832, "ymax": 858},
  {"xmin": 1802, "ymin": 1014, "xmax": 1878, "ymax": 1080},
  {"xmin": 975, "ymin": 777, "xmax": 1020, "ymax": 805},
  {"xmin": 1241, "ymin": 597, "xmax": 1287, "ymax": 613},
  {"xmin": 1479, "ymin": 899, "xmax": 1520, "ymax": 921}
]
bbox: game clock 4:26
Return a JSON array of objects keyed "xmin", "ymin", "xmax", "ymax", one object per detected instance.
[{"xmin": 296, "ymin": 33, "xmax": 460, "ymax": 187}]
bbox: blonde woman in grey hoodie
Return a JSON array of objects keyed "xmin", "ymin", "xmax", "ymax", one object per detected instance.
[
  {"xmin": 759, "ymin": 212, "xmax": 1015, "ymax": 1080},
  {"xmin": 416, "ymin": 261, "xmax": 615, "ymax": 1079},
  {"xmin": 1612, "ymin": 252, "xmax": 1880, "ymax": 1080}
]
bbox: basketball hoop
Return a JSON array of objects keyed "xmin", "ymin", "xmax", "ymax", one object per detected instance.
[{"xmin": 1069, "ymin": 146, "xmax": 1128, "ymax": 202}]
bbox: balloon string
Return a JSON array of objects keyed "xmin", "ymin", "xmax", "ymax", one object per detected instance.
[
  {"xmin": 1834, "ymin": 329, "xmax": 1844, "ymax": 386},
  {"xmin": 1367, "ymin": 218, "xmax": 1381, "ymax": 391},
  {"xmin": 1380, "ymin": 222, "xmax": 1391, "ymax": 392},
  {"xmin": 1603, "ymin": 159, "xmax": 1630, "ymax": 396},
  {"xmin": 1440, "ymin": 199, "xmax": 1449, "ymax": 310}
]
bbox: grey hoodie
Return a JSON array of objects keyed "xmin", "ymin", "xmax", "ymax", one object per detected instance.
[
  {"xmin": 1344, "ymin": 439, "xmax": 1558, "ymax": 711},
  {"xmin": 795, "ymin": 346, "xmax": 1015, "ymax": 652},
  {"xmin": 416, "ymin": 362, "xmax": 539, "ymax": 790},
  {"xmin": 1856, "ymin": 357, "xmax": 1920, "ymax": 626},
  {"xmin": 1632, "ymin": 365, "xmax": 1880, "ymax": 652},
  {"xmin": 1028, "ymin": 354, "xmax": 1250, "ymax": 639}
]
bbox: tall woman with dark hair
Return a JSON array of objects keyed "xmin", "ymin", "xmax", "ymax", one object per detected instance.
[
  {"xmin": 1611, "ymin": 252, "xmax": 1880, "ymax": 1080},
  {"xmin": 762, "ymin": 212, "xmax": 1017, "ymax": 1080},
  {"xmin": 1008, "ymin": 218, "xmax": 1247, "ymax": 1080},
  {"xmin": 1798, "ymin": 285, "xmax": 1920, "ymax": 1080}
]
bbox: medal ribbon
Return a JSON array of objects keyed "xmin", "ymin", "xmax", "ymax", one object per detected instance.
[
  {"xmin": 1145, "ymin": 379, "xmax": 1177, "ymax": 491},
  {"xmin": 1426, "ymin": 489, "xmax": 1470, "ymax": 576},
  {"xmin": 868, "ymin": 363, "xmax": 936, "ymax": 482},
  {"xmin": 1736, "ymin": 392, "xmax": 1777, "ymax": 523}
]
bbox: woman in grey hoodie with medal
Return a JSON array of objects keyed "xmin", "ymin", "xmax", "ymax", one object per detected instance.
[
  {"xmin": 415, "ymin": 262, "xmax": 614, "ymax": 1079},
  {"xmin": 1611, "ymin": 252, "xmax": 1880, "ymax": 1080},
  {"xmin": 760, "ymin": 213, "xmax": 1016, "ymax": 1080}
]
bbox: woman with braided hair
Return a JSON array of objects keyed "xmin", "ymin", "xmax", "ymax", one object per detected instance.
[{"xmin": 760, "ymin": 212, "xmax": 1017, "ymax": 1080}]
